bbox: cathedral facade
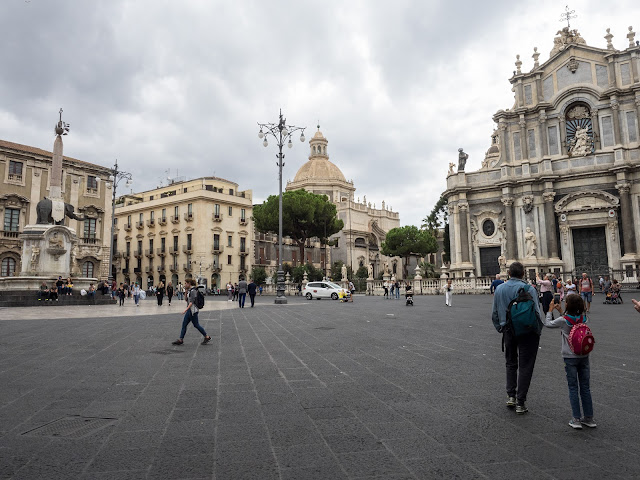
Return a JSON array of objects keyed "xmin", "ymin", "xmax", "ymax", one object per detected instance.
[
  {"xmin": 444, "ymin": 26, "xmax": 640, "ymax": 281},
  {"xmin": 285, "ymin": 127, "xmax": 401, "ymax": 278}
]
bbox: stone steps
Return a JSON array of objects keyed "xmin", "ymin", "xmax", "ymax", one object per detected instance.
[{"xmin": 0, "ymin": 292, "xmax": 116, "ymax": 308}]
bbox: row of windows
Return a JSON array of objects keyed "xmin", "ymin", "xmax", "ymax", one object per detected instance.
[
  {"xmin": 121, "ymin": 254, "xmax": 246, "ymax": 271},
  {"xmin": 5, "ymin": 160, "xmax": 100, "ymax": 193},
  {"xmin": 0, "ymin": 257, "xmax": 95, "ymax": 277},
  {"xmin": 119, "ymin": 205, "xmax": 247, "ymax": 226},
  {"xmin": 3, "ymin": 208, "xmax": 97, "ymax": 239},
  {"xmin": 512, "ymin": 111, "xmax": 639, "ymax": 161},
  {"xmin": 119, "ymin": 234, "xmax": 247, "ymax": 254}
]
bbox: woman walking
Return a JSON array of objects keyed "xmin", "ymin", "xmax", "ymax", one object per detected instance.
[
  {"xmin": 172, "ymin": 279, "xmax": 211, "ymax": 345},
  {"xmin": 166, "ymin": 282, "xmax": 174, "ymax": 306},
  {"xmin": 156, "ymin": 281, "xmax": 165, "ymax": 306},
  {"xmin": 132, "ymin": 283, "xmax": 141, "ymax": 306}
]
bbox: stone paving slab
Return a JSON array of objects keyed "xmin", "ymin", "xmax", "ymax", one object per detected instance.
[{"xmin": 0, "ymin": 293, "xmax": 639, "ymax": 479}]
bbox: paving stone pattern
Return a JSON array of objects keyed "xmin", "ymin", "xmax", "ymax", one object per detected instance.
[{"xmin": 0, "ymin": 294, "xmax": 639, "ymax": 479}]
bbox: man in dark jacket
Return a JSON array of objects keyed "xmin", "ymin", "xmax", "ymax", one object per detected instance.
[
  {"xmin": 491, "ymin": 262, "xmax": 544, "ymax": 415},
  {"xmin": 247, "ymin": 278, "xmax": 257, "ymax": 307}
]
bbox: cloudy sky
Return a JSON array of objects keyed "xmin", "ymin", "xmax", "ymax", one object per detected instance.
[{"xmin": 2, "ymin": 0, "xmax": 639, "ymax": 226}]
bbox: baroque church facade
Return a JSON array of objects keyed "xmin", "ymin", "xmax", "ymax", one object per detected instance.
[
  {"xmin": 285, "ymin": 127, "xmax": 401, "ymax": 278},
  {"xmin": 444, "ymin": 26, "xmax": 640, "ymax": 281}
]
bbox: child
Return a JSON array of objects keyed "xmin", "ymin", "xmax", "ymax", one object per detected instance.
[{"xmin": 543, "ymin": 295, "xmax": 596, "ymax": 429}]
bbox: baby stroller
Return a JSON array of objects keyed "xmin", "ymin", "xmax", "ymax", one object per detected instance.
[
  {"xmin": 603, "ymin": 289, "xmax": 623, "ymax": 304},
  {"xmin": 405, "ymin": 286, "xmax": 414, "ymax": 306}
]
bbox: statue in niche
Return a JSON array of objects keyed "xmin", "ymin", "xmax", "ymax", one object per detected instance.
[
  {"xmin": 525, "ymin": 227, "xmax": 537, "ymax": 258},
  {"xmin": 457, "ymin": 148, "xmax": 468, "ymax": 171},
  {"xmin": 568, "ymin": 126, "xmax": 591, "ymax": 157},
  {"xmin": 49, "ymin": 232, "xmax": 63, "ymax": 248}
]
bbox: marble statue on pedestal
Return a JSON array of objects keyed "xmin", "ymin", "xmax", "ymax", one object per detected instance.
[{"xmin": 525, "ymin": 227, "xmax": 537, "ymax": 258}]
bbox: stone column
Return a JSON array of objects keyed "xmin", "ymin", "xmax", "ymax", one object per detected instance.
[
  {"xmin": 538, "ymin": 111, "xmax": 548, "ymax": 156},
  {"xmin": 591, "ymin": 109, "xmax": 601, "ymax": 150},
  {"xmin": 501, "ymin": 196, "xmax": 517, "ymax": 260},
  {"xmin": 635, "ymin": 95, "xmax": 640, "ymax": 135},
  {"xmin": 458, "ymin": 201, "xmax": 470, "ymax": 263},
  {"xmin": 519, "ymin": 117, "xmax": 528, "ymax": 159},
  {"xmin": 543, "ymin": 192, "xmax": 558, "ymax": 258},
  {"xmin": 617, "ymin": 183, "xmax": 636, "ymax": 254},
  {"xmin": 611, "ymin": 98, "xmax": 622, "ymax": 145},
  {"xmin": 559, "ymin": 118, "xmax": 568, "ymax": 156},
  {"xmin": 499, "ymin": 121, "xmax": 510, "ymax": 162}
]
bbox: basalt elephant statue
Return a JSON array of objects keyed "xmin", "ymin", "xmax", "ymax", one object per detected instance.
[{"xmin": 36, "ymin": 197, "xmax": 85, "ymax": 225}]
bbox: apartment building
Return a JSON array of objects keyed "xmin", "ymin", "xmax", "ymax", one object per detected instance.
[{"xmin": 113, "ymin": 177, "xmax": 252, "ymax": 289}]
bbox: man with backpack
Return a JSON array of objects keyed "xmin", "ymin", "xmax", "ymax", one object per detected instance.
[
  {"xmin": 172, "ymin": 279, "xmax": 211, "ymax": 345},
  {"xmin": 491, "ymin": 262, "xmax": 544, "ymax": 415}
]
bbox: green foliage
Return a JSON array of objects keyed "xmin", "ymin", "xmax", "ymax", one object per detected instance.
[
  {"xmin": 443, "ymin": 223, "xmax": 450, "ymax": 264},
  {"xmin": 419, "ymin": 261, "xmax": 438, "ymax": 278},
  {"xmin": 251, "ymin": 266, "xmax": 267, "ymax": 285},
  {"xmin": 355, "ymin": 266, "xmax": 368, "ymax": 279},
  {"xmin": 423, "ymin": 194, "xmax": 448, "ymax": 232},
  {"xmin": 381, "ymin": 225, "xmax": 438, "ymax": 278},
  {"xmin": 253, "ymin": 189, "xmax": 345, "ymax": 262},
  {"xmin": 291, "ymin": 263, "xmax": 324, "ymax": 283}
]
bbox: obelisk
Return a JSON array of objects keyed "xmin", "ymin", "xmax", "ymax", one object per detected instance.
[{"xmin": 50, "ymin": 109, "xmax": 67, "ymax": 223}]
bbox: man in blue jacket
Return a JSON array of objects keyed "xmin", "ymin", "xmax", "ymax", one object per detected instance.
[{"xmin": 491, "ymin": 262, "xmax": 544, "ymax": 415}]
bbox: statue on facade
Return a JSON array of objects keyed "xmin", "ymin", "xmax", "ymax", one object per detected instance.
[
  {"xmin": 524, "ymin": 227, "xmax": 537, "ymax": 257},
  {"xmin": 550, "ymin": 27, "xmax": 586, "ymax": 56},
  {"xmin": 568, "ymin": 126, "xmax": 592, "ymax": 157},
  {"xmin": 498, "ymin": 254, "xmax": 507, "ymax": 272},
  {"xmin": 458, "ymin": 148, "xmax": 468, "ymax": 171},
  {"xmin": 447, "ymin": 162, "xmax": 455, "ymax": 175}
]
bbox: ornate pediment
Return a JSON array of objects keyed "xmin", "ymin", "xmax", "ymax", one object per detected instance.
[
  {"xmin": 185, "ymin": 226, "xmax": 194, "ymax": 232},
  {"xmin": 211, "ymin": 226, "xmax": 223, "ymax": 233},
  {"xmin": 369, "ymin": 220, "xmax": 387, "ymax": 239},
  {"xmin": 136, "ymin": 233, "xmax": 144, "ymax": 239},
  {"xmin": 555, "ymin": 191, "xmax": 619, "ymax": 213},
  {"xmin": 0, "ymin": 193, "xmax": 30, "ymax": 208},
  {"xmin": 147, "ymin": 232, "xmax": 156, "ymax": 237},
  {"xmin": 158, "ymin": 230, "xmax": 168, "ymax": 235},
  {"xmin": 171, "ymin": 228, "xmax": 180, "ymax": 234},
  {"xmin": 239, "ymin": 230, "xmax": 249, "ymax": 236},
  {"xmin": 78, "ymin": 204, "xmax": 104, "ymax": 216}
]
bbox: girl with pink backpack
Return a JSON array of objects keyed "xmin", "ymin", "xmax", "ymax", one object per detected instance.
[{"xmin": 543, "ymin": 295, "xmax": 596, "ymax": 430}]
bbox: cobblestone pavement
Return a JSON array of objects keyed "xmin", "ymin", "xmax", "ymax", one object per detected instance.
[{"xmin": 1, "ymin": 293, "xmax": 639, "ymax": 479}]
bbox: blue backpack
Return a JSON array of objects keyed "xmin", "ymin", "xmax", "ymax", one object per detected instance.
[{"xmin": 506, "ymin": 286, "xmax": 541, "ymax": 336}]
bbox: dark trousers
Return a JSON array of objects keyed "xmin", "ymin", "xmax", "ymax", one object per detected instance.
[
  {"xmin": 157, "ymin": 294, "xmax": 163, "ymax": 305},
  {"xmin": 180, "ymin": 310, "xmax": 207, "ymax": 339},
  {"xmin": 504, "ymin": 329, "xmax": 540, "ymax": 403},
  {"xmin": 541, "ymin": 291, "xmax": 553, "ymax": 313},
  {"xmin": 249, "ymin": 293, "xmax": 256, "ymax": 307}
]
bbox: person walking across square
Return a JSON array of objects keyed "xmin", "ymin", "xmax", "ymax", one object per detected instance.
[
  {"xmin": 579, "ymin": 273, "xmax": 594, "ymax": 313},
  {"xmin": 445, "ymin": 279, "xmax": 453, "ymax": 307},
  {"xmin": 172, "ymin": 279, "xmax": 211, "ymax": 345},
  {"xmin": 543, "ymin": 295, "xmax": 596, "ymax": 429},
  {"xmin": 247, "ymin": 278, "xmax": 257, "ymax": 307},
  {"xmin": 132, "ymin": 283, "xmax": 141, "ymax": 306},
  {"xmin": 166, "ymin": 282, "xmax": 174, "ymax": 306},
  {"xmin": 237, "ymin": 276, "xmax": 247, "ymax": 308},
  {"xmin": 491, "ymin": 262, "xmax": 544, "ymax": 414}
]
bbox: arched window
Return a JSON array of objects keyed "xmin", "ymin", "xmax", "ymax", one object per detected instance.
[
  {"xmin": 1, "ymin": 257, "xmax": 16, "ymax": 276},
  {"xmin": 82, "ymin": 261, "xmax": 94, "ymax": 278}
]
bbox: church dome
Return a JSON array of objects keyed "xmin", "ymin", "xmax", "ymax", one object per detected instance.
[
  {"xmin": 293, "ymin": 158, "xmax": 347, "ymax": 183},
  {"xmin": 292, "ymin": 126, "xmax": 347, "ymax": 183}
]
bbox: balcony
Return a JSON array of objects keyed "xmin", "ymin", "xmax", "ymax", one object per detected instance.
[
  {"xmin": 135, "ymin": 221, "xmax": 144, "ymax": 230},
  {"xmin": 158, "ymin": 217, "xmax": 167, "ymax": 226},
  {"xmin": 146, "ymin": 219, "xmax": 156, "ymax": 228},
  {"xmin": 86, "ymin": 187, "xmax": 98, "ymax": 195},
  {"xmin": 184, "ymin": 213, "xmax": 194, "ymax": 222},
  {"xmin": 212, "ymin": 213, "xmax": 223, "ymax": 222},
  {"xmin": 145, "ymin": 264, "xmax": 154, "ymax": 274},
  {"xmin": 113, "ymin": 250, "xmax": 122, "ymax": 259},
  {"xmin": 170, "ymin": 215, "xmax": 180, "ymax": 224},
  {"xmin": 212, "ymin": 264, "xmax": 221, "ymax": 273},
  {"xmin": 134, "ymin": 250, "xmax": 143, "ymax": 259},
  {"xmin": 170, "ymin": 264, "xmax": 179, "ymax": 273},
  {"xmin": 239, "ymin": 249, "xmax": 249, "ymax": 257},
  {"xmin": 183, "ymin": 263, "xmax": 192, "ymax": 272},
  {"xmin": 182, "ymin": 245, "xmax": 193, "ymax": 254},
  {"xmin": 122, "ymin": 268, "xmax": 129, "ymax": 274},
  {"xmin": 7, "ymin": 173, "xmax": 23, "ymax": 182},
  {"xmin": 123, "ymin": 252, "xmax": 131, "ymax": 259},
  {"xmin": 239, "ymin": 217, "xmax": 248, "ymax": 226},
  {"xmin": 212, "ymin": 244, "xmax": 224, "ymax": 254},
  {"xmin": 81, "ymin": 237, "xmax": 99, "ymax": 245},
  {"xmin": 145, "ymin": 249, "xmax": 155, "ymax": 258},
  {"xmin": 2, "ymin": 230, "xmax": 20, "ymax": 239},
  {"xmin": 170, "ymin": 246, "xmax": 179, "ymax": 256},
  {"xmin": 156, "ymin": 247, "xmax": 167, "ymax": 257},
  {"xmin": 124, "ymin": 224, "xmax": 132, "ymax": 232},
  {"xmin": 157, "ymin": 265, "xmax": 166, "ymax": 273},
  {"xmin": 134, "ymin": 267, "xmax": 142, "ymax": 274}
]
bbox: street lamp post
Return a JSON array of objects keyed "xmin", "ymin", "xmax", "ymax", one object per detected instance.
[
  {"xmin": 107, "ymin": 160, "xmax": 132, "ymax": 286},
  {"xmin": 257, "ymin": 110, "xmax": 306, "ymax": 304}
]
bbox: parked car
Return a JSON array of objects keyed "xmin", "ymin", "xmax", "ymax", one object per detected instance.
[{"xmin": 303, "ymin": 281, "xmax": 349, "ymax": 300}]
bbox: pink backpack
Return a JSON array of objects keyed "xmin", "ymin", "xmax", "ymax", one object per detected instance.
[{"xmin": 564, "ymin": 315, "xmax": 595, "ymax": 355}]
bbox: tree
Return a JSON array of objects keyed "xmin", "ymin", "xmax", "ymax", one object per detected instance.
[
  {"xmin": 381, "ymin": 226, "xmax": 438, "ymax": 278},
  {"xmin": 253, "ymin": 189, "xmax": 344, "ymax": 264},
  {"xmin": 355, "ymin": 266, "xmax": 368, "ymax": 279},
  {"xmin": 424, "ymin": 194, "xmax": 450, "ymax": 264},
  {"xmin": 251, "ymin": 266, "xmax": 267, "ymax": 285}
]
